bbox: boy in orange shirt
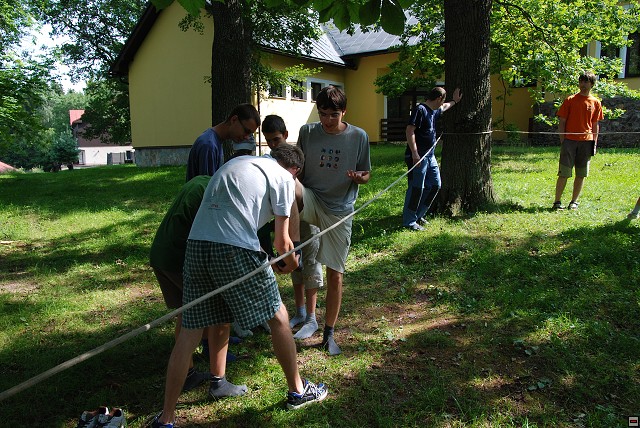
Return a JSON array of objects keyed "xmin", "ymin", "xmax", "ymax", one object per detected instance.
[{"xmin": 552, "ymin": 72, "xmax": 604, "ymax": 210}]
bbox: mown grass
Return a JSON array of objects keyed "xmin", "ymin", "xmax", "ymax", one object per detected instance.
[{"xmin": 0, "ymin": 145, "xmax": 638, "ymax": 427}]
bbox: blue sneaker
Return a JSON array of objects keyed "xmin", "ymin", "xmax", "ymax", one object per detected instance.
[
  {"xmin": 150, "ymin": 412, "xmax": 173, "ymax": 428},
  {"xmin": 286, "ymin": 379, "xmax": 328, "ymax": 410}
]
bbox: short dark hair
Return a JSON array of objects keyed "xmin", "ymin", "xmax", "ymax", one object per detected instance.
[
  {"xmin": 315, "ymin": 85, "xmax": 347, "ymax": 111},
  {"xmin": 226, "ymin": 103, "xmax": 261, "ymax": 126},
  {"xmin": 579, "ymin": 72, "xmax": 597, "ymax": 85},
  {"xmin": 262, "ymin": 115, "xmax": 287, "ymax": 134},
  {"xmin": 270, "ymin": 143, "xmax": 304, "ymax": 170},
  {"xmin": 426, "ymin": 87, "xmax": 446, "ymax": 101}
]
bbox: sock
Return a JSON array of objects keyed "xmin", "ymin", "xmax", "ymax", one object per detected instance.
[
  {"xmin": 209, "ymin": 376, "xmax": 247, "ymax": 398},
  {"xmin": 322, "ymin": 326, "xmax": 341, "ymax": 355},
  {"xmin": 293, "ymin": 313, "xmax": 318, "ymax": 340},
  {"xmin": 289, "ymin": 306, "xmax": 307, "ymax": 328}
]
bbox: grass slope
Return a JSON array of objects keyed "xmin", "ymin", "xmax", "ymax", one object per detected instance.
[{"xmin": 0, "ymin": 146, "xmax": 638, "ymax": 427}]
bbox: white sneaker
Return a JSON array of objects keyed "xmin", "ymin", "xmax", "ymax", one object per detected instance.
[{"xmin": 103, "ymin": 408, "xmax": 126, "ymax": 427}]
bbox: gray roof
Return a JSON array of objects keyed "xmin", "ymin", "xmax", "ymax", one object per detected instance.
[{"xmin": 111, "ymin": 4, "xmax": 420, "ymax": 76}]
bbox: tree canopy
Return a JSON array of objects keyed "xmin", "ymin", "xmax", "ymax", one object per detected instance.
[{"xmin": 376, "ymin": 0, "xmax": 640, "ymax": 116}]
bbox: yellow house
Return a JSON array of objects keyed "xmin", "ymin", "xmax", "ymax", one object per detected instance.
[{"xmin": 111, "ymin": 2, "xmax": 640, "ymax": 166}]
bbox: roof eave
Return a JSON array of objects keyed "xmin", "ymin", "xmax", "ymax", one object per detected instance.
[{"xmin": 109, "ymin": 3, "xmax": 162, "ymax": 77}]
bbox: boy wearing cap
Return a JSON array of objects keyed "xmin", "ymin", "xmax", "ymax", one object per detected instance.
[{"xmin": 261, "ymin": 115, "xmax": 323, "ymax": 340}]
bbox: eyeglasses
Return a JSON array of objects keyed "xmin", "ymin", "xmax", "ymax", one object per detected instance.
[
  {"xmin": 318, "ymin": 111, "xmax": 343, "ymax": 119},
  {"xmin": 239, "ymin": 120, "xmax": 255, "ymax": 135}
]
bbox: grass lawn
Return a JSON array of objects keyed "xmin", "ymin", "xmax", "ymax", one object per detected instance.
[{"xmin": 0, "ymin": 144, "xmax": 638, "ymax": 427}]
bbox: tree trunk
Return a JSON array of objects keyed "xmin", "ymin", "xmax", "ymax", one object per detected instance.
[
  {"xmin": 440, "ymin": 0, "xmax": 495, "ymax": 215},
  {"xmin": 210, "ymin": 0, "xmax": 253, "ymax": 159}
]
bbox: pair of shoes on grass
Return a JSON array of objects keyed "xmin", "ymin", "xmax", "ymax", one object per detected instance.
[
  {"xmin": 405, "ymin": 222, "xmax": 424, "ymax": 231},
  {"xmin": 76, "ymin": 406, "xmax": 126, "ymax": 428},
  {"xmin": 552, "ymin": 201, "xmax": 579, "ymax": 210}
]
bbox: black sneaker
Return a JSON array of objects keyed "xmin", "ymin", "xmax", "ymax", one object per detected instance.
[
  {"xmin": 567, "ymin": 201, "xmax": 579, "ymax": 210},
  {"xmin": 552, "ymin": 201, "xmax": 565, "ymax": 210},
  {"xmin": 286, "ymin": 379, "xmax": 328, "ymax": 410}
]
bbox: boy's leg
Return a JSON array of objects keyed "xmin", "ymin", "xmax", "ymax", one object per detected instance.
[
  {"xmin": 571, "ymin": 176, "xmax": 585, "ymax": 203},
  {"xmin": 554, "ymin": 176, "xmax": 568, "ymax": 204},
  {"xmin": 208, "ymin": 323, "xmax": 247, "ymax": 398},
  {"xmin": 402, "ymin": 154, "xmax": 429, "ymax": 227},
  {"xmin": 293, "ymin": 287, "xmax": 319, "ymax": 339},
  {"xmin": 208, "ymin": 324, "xmax": 230, "ymax": 376},
  {"xmin": 158, "ymin": 327, "xmax": 204, "ymax": 424},
  {"xmin": 290, "ymin": 282, "xmax": 306, "ymax": 328},
  {"xmin": 322, "ymin": 268, "xmax": 343, "ymax": 355},
  {"xmin": 268, "ymin": 304, "xmax": 304, "ymax": 393}
]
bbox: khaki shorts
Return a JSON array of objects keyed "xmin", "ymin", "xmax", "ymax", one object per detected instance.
[
  {"xmin": 300, "ymin": 187, "xmax": 352, "ymax": 274},
  {"xmin": 291, "ymin": 221, "xmax": 324, "ymax": 290},
  {"xmin": 558, "ymin": 139, "xmax": 592, "ymax": 178}
]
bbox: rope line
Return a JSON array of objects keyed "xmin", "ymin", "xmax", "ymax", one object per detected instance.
[{"xmin": 0, "ymin": 141, "xmax": 440, "ymax": 402}]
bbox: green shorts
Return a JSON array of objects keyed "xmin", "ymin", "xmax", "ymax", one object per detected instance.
[
  {"xmin": 558, "ymin": 139, "xmax": 592, "ymax": 178},
  {"xmin": 182, "ymin": 240, "xmax": 282, "ymax": 330}
]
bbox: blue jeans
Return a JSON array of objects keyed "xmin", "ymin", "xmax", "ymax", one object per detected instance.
[{"xmin": 402, "ymin": 153, "xmax": 441, "ymax": 226}]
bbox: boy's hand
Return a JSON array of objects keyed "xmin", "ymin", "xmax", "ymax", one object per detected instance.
[{"xmin": 347, "ymin": 170, "xmax": 370, "ymax": 184}]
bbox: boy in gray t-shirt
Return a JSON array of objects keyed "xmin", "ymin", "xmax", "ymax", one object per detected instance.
[{"xmin": 296, "ymin": 86, "xmax": 371, "ymax": 355}]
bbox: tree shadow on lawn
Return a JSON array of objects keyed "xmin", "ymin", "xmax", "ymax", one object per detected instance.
[
  {"xmin": 1, "ymin": 216, "xmax": 637, "ymax": 426},
  {"xmin": 328, "ymin": 218, "xmax": 639, "ymax": 426}
]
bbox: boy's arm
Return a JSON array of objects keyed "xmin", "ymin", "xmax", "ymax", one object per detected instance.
[
  {"xmin": 406, "ymin": 124, "xmax": 420, "ymax": 165},
  {"xmin": 272, "ymin": 215, "xmax": 299, "ymax": 273},
  {"xmin": 441, "ymin": 88, "xmax": 463, "ymax": 112},
  {"xmin": 558, "ymin": 117, "xmax": 567, "ymax": 143}
]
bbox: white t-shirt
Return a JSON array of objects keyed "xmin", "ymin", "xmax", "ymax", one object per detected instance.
[{"xmin": 189, "ymin": 155, "xmax": 294, "ymax": 251}]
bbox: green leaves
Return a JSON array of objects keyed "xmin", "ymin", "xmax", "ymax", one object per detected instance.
[
  {"xmin": 359, "ymin": 0, "xmax": 381, "ymax": 27},
  {"xmin": 151, "ymin": 0, "xmax": 175, "ymax": 10},
  {"xmin": 177, "ymin": 0, "xmax": 206, "ymax": 16},
  {"xmin": 259, "ymin": 0, "xmax": 406, "ymax": 35},
  {"xmin": 380, "ymin": 0, "xmax": 405, "ymax": 35}
]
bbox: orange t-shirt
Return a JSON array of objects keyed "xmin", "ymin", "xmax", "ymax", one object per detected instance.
[{"xmin": 557, "ymin": 93, "xmax": 603, "ymax": 141}]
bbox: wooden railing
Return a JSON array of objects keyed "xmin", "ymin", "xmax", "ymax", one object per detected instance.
[{"xmin": 380, "ymin": 118, "xmax": 407, "ymax": 142}]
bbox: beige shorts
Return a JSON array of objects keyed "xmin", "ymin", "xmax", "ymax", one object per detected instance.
[
  {"xmin": 300, "ymin": 187, "xmax": 352, "ymax": 274},
  {"xmin": 290, "ymin": 221, "xmax": 324, "ymax": 289}
]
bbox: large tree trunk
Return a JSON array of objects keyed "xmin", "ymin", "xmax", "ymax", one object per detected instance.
[
  {"xmin": 440, "ymin": 0, "xmax": 495, "ymax": 215},
  {"xmin": 210, "ymin": 0, "xmax": 253, "ymax": 159}
]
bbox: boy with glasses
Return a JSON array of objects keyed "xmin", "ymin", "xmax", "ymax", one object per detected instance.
[{"xmin": 295, "ymin": 86, "xmax": 371, "ymax": 355}]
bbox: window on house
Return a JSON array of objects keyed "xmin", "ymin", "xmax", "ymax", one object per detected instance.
[
  {"xmin": 311, "ymin": 82, "xmax": 322, "ymax": 101},
  {"xmin": 600, "ymin": 44, "xmax": 620, "ymax": 60},
  {"xmin": 291, "ymin": 80, "xmax": 306, "ymax": 100},
  {"xmin": 626, "ymin": 32, "xmax": 640, "ymax": 77},
  {"xmin": 268, "ymin": 81, "xmax": 284, "ymax": 98}
]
